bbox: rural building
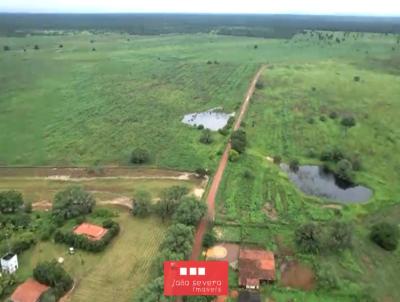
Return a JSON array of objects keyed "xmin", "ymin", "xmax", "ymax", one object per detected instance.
[
  {"xmin": 73, "ymin": 222, "xmax": 108, "ymax": 241},
  {"xmin": 1, "ymin": 253, "xmax": 18, "ymax": 274},
  {"xmin": 10, "ymin": 279, "xmax": 49, "ymax": 302},
  {"xmin": 238, "ymin": 248, "xmax": 275, "ymax": 289}
]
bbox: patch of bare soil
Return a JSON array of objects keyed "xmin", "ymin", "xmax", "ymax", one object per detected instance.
[
  {"xmin": 100, "ymin": 197, "xmax": 132, "ymax": 210},
  {"xmin": 322, "ymin": 204, "xmax": 343, "ymax": 210},
  {"xmin": 280, "ymin": 260, "xmax": 316, "ymax": 291},
  {"xmin": 263, "ymin": 202, "xmax": 278, "ymax": 221}
]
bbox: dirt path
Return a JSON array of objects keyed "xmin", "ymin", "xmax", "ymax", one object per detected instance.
[{"xmin": 190, "ymin": 65, "xmax": 266, "ymax": 261}]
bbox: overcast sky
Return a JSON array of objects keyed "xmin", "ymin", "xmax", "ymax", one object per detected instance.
[{"xmin": 0, "ymin": 0, "xmax": 399, "ymax": 16}]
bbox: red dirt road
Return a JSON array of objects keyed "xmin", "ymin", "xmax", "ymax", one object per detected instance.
[{"xmin": 190, "ymin": 65, "xmax": 266, "ymax": 261}]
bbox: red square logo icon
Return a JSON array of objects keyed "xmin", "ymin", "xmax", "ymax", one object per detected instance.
[{"xmin": 164, "ymin": 261, "xmax": 228, "ymax": 296}]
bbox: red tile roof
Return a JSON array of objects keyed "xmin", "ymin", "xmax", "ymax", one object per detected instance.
[
  {"xmin": 73, "ymin": 223, "xmax": 108, "ymax": 241},
  {"xmin": 239, "ymin": 248, "xmax": 275, "ymax": 287},
  {"xmin": 11, "ymin": 279, "xmax": 49, "ymax": 302}
]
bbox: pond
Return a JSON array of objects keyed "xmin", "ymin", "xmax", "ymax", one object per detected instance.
[
  {"xmin": 181, "ymin": 108, "xmax": 235, "ymax": 131},
  {"xmin": 281, "ymin": 164, "xmax": 372, "ymax": 203}
]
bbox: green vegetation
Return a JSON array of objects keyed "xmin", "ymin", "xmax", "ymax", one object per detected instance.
[
  {"xmin": 52, "ymin": 186, "xmax": 96, "ymax": 223},
  {"xmin": 33, "ymin": 261, "xmax": 73, "ymax": 301},
  {"xmin": 370, "ymin": 222, "xmax": 399, "ymax": 251},
  {"xmin": 132, "ymin": 190, "xmax": 152, "ymax": 217}
]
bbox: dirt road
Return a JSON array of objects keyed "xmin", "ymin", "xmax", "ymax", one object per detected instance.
[{"xmin": 190, "ymin": 65, "xmax": 266, "ymax": 260}]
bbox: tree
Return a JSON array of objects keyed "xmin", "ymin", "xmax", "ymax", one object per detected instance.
[
  {"xmin": 255, "ymin": 80, "xmax": 264, "ymax": 89},
  {"xmin": 173, "ymin": 197, "xmax": 207, "ymax": 226},
  {"xmin": 134, "ymin": 277, "xmax": 173, "ymax": 302},
  {"xmin": 52, "ymin": 186, "xmax": 96, "ymax": 222},
  {"xmin": 34, "ymin": 45, "xmax": 39, "ymax": 50},
  {"xmin": 0, "ymin": 190, "xmax": 24, "ymax": 214},
  {"xmin": 3, "ymin": 45, "xmax": 10, "ymax": 51},
  {"xmin": 33, "ymin": 261, "xmax": 73, "ymax": 299},
  {"xmin": 353, "ymin": 76, "xmax": 360, "ymax": 82},
  {"xmin": 231, "ymin": 129, "xmax": 247, "ymax": 153},
  {"xmin": 336, "ymin": 159, "xmax": 353, "ymax": 181},
  {"xmin": 203, "ymin": 229, "xmax": 217, "ymax": 248},
  {"xmin": 370, "ymin": 222, "xmax": 399, "ymax": 251},
  {"xmin": 341, "ymin": 116, "xmax": 356, "ymax": 128},
  {"xmin": 228, "ymin": 149, "xmax": 239, "ymax": 162},
  {"xmin": 59, "ymin": 44, "xmax": 63, "ymax": 48},
  {"xmin": 155, "ymin": 186, "xmax": 188, "ymax": 221},
  {"xmin": 199, "ymin": 129, "xmax": 213, "ymax": 144},
  {"xmin": 132, "ymin": 190, "xmax": 152, "ymax": 217},
  {"xmin": 92, "ymin": 48, "xmax": 96, "ymax": 51},
  {"xmin": 160, "ymin": 223, "xmax": 194, "ymax": 256},
  {"xmin": 295, "ymin": 223, "xmax": 322, "ymax": 254},
  {"xmin": 130, "ymin": 148, "xmax": 150, "ymax": 164}
]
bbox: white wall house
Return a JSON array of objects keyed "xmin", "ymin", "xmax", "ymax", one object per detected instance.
[{"xmin": 1, "ymin": 253, "xmax": 18, "ymax": 274}]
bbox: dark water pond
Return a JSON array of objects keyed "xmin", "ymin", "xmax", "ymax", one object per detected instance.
[
  {"xmin": 281, "ymin": 164, "xmax": 372, "ymax": 203},
  {"xmin": 181, "ymin": 108, "xmax": 234, "ymax": 131}
]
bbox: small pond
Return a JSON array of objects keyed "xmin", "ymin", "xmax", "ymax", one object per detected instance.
[
  {"xmin": 281, "ymin": 164, "xmax": 372, "ymax": 203},
  {"xmin": 181, "ymin": 108, "xmax": 235, "ymax": 131}
]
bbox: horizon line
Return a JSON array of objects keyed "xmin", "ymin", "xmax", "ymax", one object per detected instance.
[{"xmin": 0, "ymin": 11, "xmax": 400, "ymax": 17}]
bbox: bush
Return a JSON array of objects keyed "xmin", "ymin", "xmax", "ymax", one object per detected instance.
[
  {"xmin": 353, "ymin": 76, "xmax": 360, "ymax": 82},
  {"xmin": 130, "ymin": 148, "xmax": 150, "ymax": 164},
  {"xmin": 341, "ymin": 116, "xmax": 356, "ymax": 128},
  {"xmin": 195, "ymin": 168, "xmax": 208, "ymax": 178},
  {"xmin": 307, "ymin": 117, "xmax": 315, "ymax": 124},
  {"xmin": 336, "ymin": 159, "xmax": 353, "ymax": 181},
  {"xmin": 3, "ymin": 45, "xmax": 10, "ymax": 51},
  {"xmin": 160, "ymin": 223, "xmax": 194, "ymax": 257},
  {"xmin": 132, "ymin": 190, "xmax": 152, "ymax": 217},
  {"xmin": 199, "ymin": 129, "xmax": 213, "ymax": 144},
  {"xmin": 59, "ymin": 44, "xmax": 63, "ymax": 48},
  {"xmin": 289, "ymin": 159, "xmax": 300, "ymax": 172},
  {"xmin": 0, "ymin": 190, "xmax": 24, "ymax": 214},
  {"xmin": 228, "ymin": 150, "xmax": 240, "ymax": 162},
  {"xmin": 243, "ymin": 170, "xmax": 254, "ymax": 179},
  {"xmin": 52, "ymin": 186, "xmax": 96, "ymax": 222},
  {"xmin": 24, "ymin": 201, "xmax": 32, "ymax": 213},
  {"xmin": 370, "ymin": 222, "xmax": 399, "ymax": 251},
  {"xmin": 10, "ymin": 232, "xmax": 37, "ymax": 254},
  {"xmin": 197, "ymin": 124, "xmax": 204, "ymax": 130},
  {"xmin": 34, "ymin": 45, "xmax": 39, "ymax": 50},
  {"xmin": 273, "ymin": 155, "xmax": 282, "ymax": 164},
  {"xmin": 154, "ymin": 186, "xmax": 188, "ymax": 221},
  {"xmin": 255, "ymin": 80, "xmax": 264, "ymax": 89},
  {"xmin": 329, "ymin": 111, "xmax": 338, "ymax": 119},
  {"xmin": 203, "ymin": 229, "xmax": 217, "ymax": 248},
  {"xmin": 231, "ymin": 129, "xmax": 247, "ymax": 153},
  {"xmin": 327, "ymin": 221, "xmax": 353, "ymax": 250},
  {"xmin": 319, "ymin": 115, "xmax": 327, "ymax": 122},
  {"xmin": 33, "ymin": 261, "xmax": 73, "ymax": 299},
  {"xmin": 295, "ymin": 223, "xmax": 322, "ymax": 254}
]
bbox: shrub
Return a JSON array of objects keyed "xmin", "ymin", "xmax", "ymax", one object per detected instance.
[
  {"xmin": 3, "ymin": 45, "xmax": 10, "ymax": 51},
  {"xmin": 329, "ymin": 111, "xmax": 338, "ymax": 119},
  {"xmin": 52, "ymin": 186, "xmax": 96, "ymax": 222},
  {"xmin": 295, "ymin": 223, "xmax": 322, "ymax": 254},
  {"xmin": 24, "ymin": 201, "xmax": 32, "ymax": 213},
  {"xmin": 160, "ymin": 223, "xmax": 194, "ymax": 257},
  {"xmin": 155, "ymin": 186, "xmax": 188, "ymax": 221},
  {"xmin": 255, "ymin": 80, "xmax": 264, "ymax": 89},
  {"xmin": 34, "ymin": 45, "xmax": 39, "ymax": 50},
  {"xmin": 243, "ymin": 170, "xmax": 254, "ymax": 179},
  {"xmin": 307, "ymin": 117, "xmax": 315, "ymax": 124},
  {"xmin": 59, "ymin": 44, "xmax": 63, "ymax": 48},
  {"xmin": 353, "ymin": 76, "xmax": 360, "ymax": 82},
  {"xmin": 228, "ymin": 150, "xmax": 240, "ymax": 162},
  {"xmin": 92, "ymin": 48, "xmax": 96, "ymax": 51},
  {"xmin": 370, "ymin": 222, "xmax": 399, "ymax": 251},
  {"xmin": 33, "ymin": 261, "xmax": 73, "ymax": 299},
  {"xmin": 336, "ymin": 159, "xmax": 353, "ymax": 181},
  {"xmin": 0, "ymin": 190, "xmax": 24, "ymax": 214},
  {"xmin": 130, "ymin": 148, "xmax": 150, "ymax": 164},
  {"xmin": 289, "ymin": 159, "xmax": 300, "ymax": 172},
  {"xmin": 197, "ymin": 124, "xmax": 204, "ymax": 130},
  {"xmin": 231, "ymin": 129, "xmax": 247, "ymax": 153},
  {"xmin": 341, "ymin": 116, "xmax": 356, "ymax": 128},
  {"xmin": 207, "ymin": 60, "xmax": 212, "ymax": 64},
  {"xmin": 132, "ymin": 190, "xmax": 152, "ymax": 217},
  {"xmin": 319, "ymin": 115, "xmax": 327, "ymax": 122},
  {"xmin": 327, "ymin": 221, "xmax": 353, "ymax": 250},
  {"xmin": 199, "ymin": 129, "xmax": 213, "ymax": 144},
  {"xmin": 273, "ymin": 155, "xmax": 282, "ymax": 164},
  {"xmin": 195, "ymin": 168, "xmax": 208, "ymax": 178},
  {"xmin": 203, "ymin": 229, "xmax": 217, "ymax": 248}
]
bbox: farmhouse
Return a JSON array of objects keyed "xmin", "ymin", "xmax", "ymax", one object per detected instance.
[
  {"xmin": 1, "ymin": 253, "xmax": 18, "ymax": 274},
  {"xmin": 238, "ymin": 248, "xmax": 275, "ymax": 289},
  {"xmin": 10, "ymin": 279, "xmax": 49, "ymax": 302},
  {"xmin": 73, "ymin": 223, "xmax": 108, "ymax": 241}
]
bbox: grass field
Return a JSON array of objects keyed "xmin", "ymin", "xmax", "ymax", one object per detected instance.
[
  {"xmin": 1, "ymin": 32, "xmax": 398, "ymax": 170},
  {"xmin": 214, "ymin": 31, "xmax": 400, "ymax": 301},
  {"xmin": 14, "ymin": 209, "xmax": 166, "ymax": 302}
]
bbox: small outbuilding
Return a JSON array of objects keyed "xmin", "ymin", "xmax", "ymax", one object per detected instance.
[
  {"xmin": 1, "ymin": 253, "xmax": 18, "ymax": 274},
  {"xmin": 73, "ymin": 222, "xmax": 108, "ymax": 241},
  {"xmin": 238, "ymin": 248, "xmax": 275, "ymax": 289},
  {"xmin": 10, "ymin": 279, "xmax": 49, "ymax": 302}
]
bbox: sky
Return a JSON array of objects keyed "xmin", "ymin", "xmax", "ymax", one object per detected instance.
[{"xmin": 0, "ymin": 0, "xmax": 400, "ymax": 16}]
